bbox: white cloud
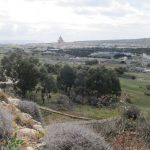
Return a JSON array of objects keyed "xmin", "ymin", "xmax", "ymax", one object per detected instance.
[{"xmin": 0, "ymin": 0, "xmax": 150, "ymax": 41}]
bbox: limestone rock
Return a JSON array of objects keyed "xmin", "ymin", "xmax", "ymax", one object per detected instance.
[
  {"xmin": 33, "ymin": 124, "xmax": 45, "ymax": 134},
  {"xmin": 7, "ymin": 97, "xmax": 20, "ymax": 106},
  {"xmin": 17, "ymin": 128, "xmax": 38, "ymax": 140}
]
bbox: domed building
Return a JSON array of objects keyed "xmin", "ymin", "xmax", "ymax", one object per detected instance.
[{"xmin": 58, "ymin": 36, "xmax": 64, "ymax": 44}]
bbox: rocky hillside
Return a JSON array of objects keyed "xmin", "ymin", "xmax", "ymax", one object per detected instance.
[
  {"xmin": 0, "ymin": 91, "xmax": 45, "ymax": 149},
  {"xmin": 0, "ymin": 90, "xmax": 149, "ymax": 150}
]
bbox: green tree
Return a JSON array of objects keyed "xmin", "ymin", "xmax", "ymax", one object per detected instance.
[
  {"xmin": 74, "ymin": 67, "xmax": 121, "ymax": 98},
  {"xmin": 1, "ymin": 53, "xmax": 40, "ymax": 97},
  {"xmin": 16, "ymin": 58, "xmax": 40, "ymax": 96},
  {"xmin": 39, "ymin": 66, "xmax": 57, "ymax": 103},
  {"xmin": 86, "ymin": 67, "xmax": 121, "ymax": 97},
  {"xmin": 115, "ymin": 67, "xmax": 127, "ymax": 76},
  {"xmin": 0, "ymin": 67, "xmax": 6, "ymax": 82},
  {"xmin": 57, "ymin": 65, "xmax": 76, "ymax": 93}
]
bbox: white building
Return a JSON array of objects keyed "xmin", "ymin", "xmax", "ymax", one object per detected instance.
[{"xmin": 142, "ymin": 53, "xmax": 150, "ymax": 66}]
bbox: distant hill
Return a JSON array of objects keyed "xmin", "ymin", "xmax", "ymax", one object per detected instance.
[
  {"xmin": 50, "ymin": 38, "xmax": 150, "ymax": 49},
  {"xmin": 1, "ymin": 38, "xmax": 150, "ymax": 48},
  {"xmin": 0, "ymin": 40, "xmax": 40, "ymax": 44}
]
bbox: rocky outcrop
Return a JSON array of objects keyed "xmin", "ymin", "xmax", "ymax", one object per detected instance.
[{"xmin": 0, "ymin": 91, "xmax": 45, "ymax": 149}]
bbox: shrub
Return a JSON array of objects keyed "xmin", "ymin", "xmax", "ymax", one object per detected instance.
[
  {"xmin": 131, "ymin": 75, "xmax": 136, "ymax": 80},
  {"xmin": 89, "ymin": 96, "xmax": 99, "ymax": 106},
  {"xmin": 122, "ymin": 106, "xmax": 140, "ymax": 121},
  {"xmin": 85, "ymin": 59, "xmax": 99, "ymax": 65},
  {"xmin": 0, "ymin": 108, "xmax": 13, "ymax": 139},
  {"xmin": 44, "ymin": 123, "xmax": 112, "ymax": 150},
  {"xmin": 115, "ymin": 67, "xmax": 127, "ymax": 76},
  {"xmin": 4, "ymin": 136, "xmax": 23, "ymax": 149},
  {"xmin": 122, "ymin": 74, "xmax": 136, "ymax": 80},
  {"xmin": 56, "ymin": 95, "xmax": 73, "ymax": 111},
  {"xmin": 74, "ymin": 95, "xmax": 88, "ymax": 104},
  {"xmin": 125, "ymin": 97, "xmax": 132, "ymax": 104},
  {"xmin": 146, "ymin": 84, "xmax": 150, "ymax": 90},
  {"xmin": 144, "ymin": 91, "xmax": 150, "ymax": 96},
  {"xmin": 136, "ymin": 112, "xmax": 150, "ymax": 147},
  {"xmin": 88, "ymin": 118, "xmax": 123, "ymax": 139},
  {"xmin": 18, "ymin": 100, "xmax": 43, "ymax": 123}
]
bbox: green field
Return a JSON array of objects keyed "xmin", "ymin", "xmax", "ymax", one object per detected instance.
[
  {"xmin": 75, "ymin": 105, "xmax": 119, "ymax": 119},
  {"xmin": 120, "ymin": 72, "xmax": 150, "ymax": 110}
]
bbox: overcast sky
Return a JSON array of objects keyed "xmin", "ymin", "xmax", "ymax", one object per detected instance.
[{"xmin": 0, "ymin": 0, "xmax": 150, "ymax": 42}]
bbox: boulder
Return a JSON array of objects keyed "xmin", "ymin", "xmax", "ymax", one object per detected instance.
[
  {"xmin": 33, "ymin": 124, "xmax": 45, "ymax": 134},
  {"xmin": 7, "ymin": 98, "xmax": 20, "ymax": 106},
  {"xmin": 17, "ymin": 128, "xmax": 38, "ymax": 140}
]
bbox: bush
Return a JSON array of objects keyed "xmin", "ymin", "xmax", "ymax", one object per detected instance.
[
  {"xmin": 56, "ymin": 95, "xmax": 73, "ymax": 111},
  {"xmin": 125, "ymin": 97, "xmax": 132, "ymax": 104},
  {"xmin": 44, "ymin": 123, "xmax": 112, "ymax": 150},
  {"xmin": 89, "ymin": 96, "xmax": 115, "ymax": 107},
  {"xmin": 74, "ymin": 95, "xmax": 88, "ymax": 104},
  {"xmin": 146, "ymin": 84, "xmax": 150, "ymax": 90},
  {"xmin": 144, "ymin": 91, "xmax": 150, "ymax": 96},
  {"xmin": 0, "ymin": 108, "xmax": 13, "ymax": 139},
  {"xmin": 85, "ymin": 59, "xmax": 99, "ymax": 65},
  {"xmin": 18, "ymin": 101, "xmax": 43, "ymax": 123},
  {"xmin": 122, "ymin": 74, "xmax": 136, "ymax": 80},
  {"xmin": 115, "ymin": 67, "xmax": 127, "ymax": 76},
  {"xmin": 89, "ymin": 96, "xmax": 99, "ymax": 106},
  {"xmin": 89, "ymin": 118, "xmax": 123, "ymax": 139},
  {"xmin": 122, "ymin": 106, "xmax": 140, "ymax": 121},
  {"xmin": 136, "ymin": 112, "xmax": 150, "ymax": 147}
]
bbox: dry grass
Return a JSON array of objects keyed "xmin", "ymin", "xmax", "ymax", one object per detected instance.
[
  {"xmin": 0, "ymin": 107, "xmax": 13, "ymax": 139},
  {"xmin": 18, "ymin": 100, "xmax": 43, "ymax": 124},
  {"xmin": 44, "ymin": 123, "xmax": 112, "ymax": 150}
]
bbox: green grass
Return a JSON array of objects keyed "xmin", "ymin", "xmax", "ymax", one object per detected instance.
[
  {"xmin": 39, "ymin": 93, "xmax": 119, "ymax": 120},
  {"xmin": 120, "ymin": 72, "xmax": 150, "ymax": 110},
  {"xmin": 75, "ymin": 105, "xmax": 119, "ymax": 119}
]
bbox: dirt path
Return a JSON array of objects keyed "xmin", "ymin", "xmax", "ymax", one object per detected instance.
[{"xmin": 40, "ymin": 106, "xmax": 92, "ymax": 120}]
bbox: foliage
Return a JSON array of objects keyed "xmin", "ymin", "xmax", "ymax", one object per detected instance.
[
  {"xmin": 16, "ymin": 58, "xmax": 40, "ymax": 96},
  {"xmin": 44, "ymin": 123, "xmax": 112, "ymax": 150},
  {"xmin": 39, "ymin": 66, "xmax": 57, "ymax": 103},
  {"xmin": 0, "ymin": 108, "xmax": 13, "ymax": 139},
  {"xmin": 136, "ymin": 112, "xmax": 150, "ymax": 147},
  {"xmin": 18, "ymin": 100, "xmax": 43, "ymax": 123},
  {"xmin": 121, "ymin": 74, "xmax": 136, "ymax": 80},
  {"xmin": 1, "ymin": 53, "xmax": 40, "ymax": 97},
  {"xmin": 56, "ymin": 95, "xmax": 73, "ymax": 111},
  {"xmin": 0, "ymin": 67, "xmax": 6, "ymax": 82},
  {"xmin": 74, "ymin": 67, "xmax": 121, "ymax": 98},
  {"xmin": 146, "ymin": 84, "xmax": 150, "ymax": 90},
  {"xmin": 85, "ymin": 59, "xmax": 99, "ymax": 65},
  {"xmin": 57, "ymin": 66, "xmax": 121, "ymax": 106},
  {"xmin": 89, "ymin": 118, "xmax": 123, "ymax": 139},
  {"xmin": 85, "ymin": 67, "xmax": 121, "ymax": 97},
  {"xmin": 122, "ymin": 106, "xmax": 140, "ymax": 121},
  {"xmin": 115, "ymin": 67, "xmax": 127, "ymax": 76},
  {"xmin": 44, "ymin": 63, "xmax": 62, "ymax": 74},
  {"xmin": 144, "ymin": 91, "xmax": 150, "ymax": 96},
  {"xmin": 74, "ymin": 95, "xmax": 88, "ymax": 104},
  {"xmin": 40, "ymin": 67, "xmax": 57, "ymax": 93},
  {"xmin": 57, "ymin": 65, "xmax": 76, "ymax": 92},
  {"xmin": 3, "ymin": 136, "xmax": 23, "ymax": 150}
]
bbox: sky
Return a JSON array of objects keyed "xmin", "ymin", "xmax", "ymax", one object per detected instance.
[{"xmin": 0, "ymin": 0, "xmax": 150, "ymax": 42}]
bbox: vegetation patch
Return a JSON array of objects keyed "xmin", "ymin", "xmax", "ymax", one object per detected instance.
[
  {"xmin": 44, "ymin": 123, "xmax": 112, "ymax": 150},
  {"xmin": 18, "ymin": 100, "xmax": 43, "ymax": 124},
  {"xmin": 0, "ymin": 108, "xmax": 13, "ymax": 139}
]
